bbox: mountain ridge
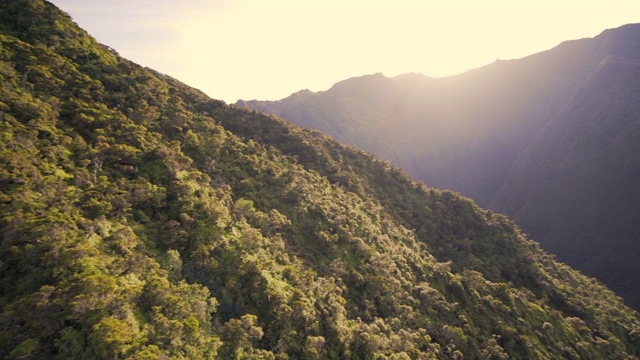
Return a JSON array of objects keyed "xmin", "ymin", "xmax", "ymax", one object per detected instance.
[{"xmin": 236, "ymin": 23, "xmax": 640, "ymax": 310}]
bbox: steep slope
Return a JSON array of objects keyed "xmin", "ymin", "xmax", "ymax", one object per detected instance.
[
  {"xmin": 235, "ymin": 30, "xmax": 618, "ymax": 206},
  {"xmin": 2, "ymin": 1, "xmax": 640, "ymax": 359},
  {"xmin": 237, "ymin": 24, "xmax": 640, "ymax": 309},
  {"xmin": 490, "ymin": 56, "xmax": 640, "ymax": 309}
]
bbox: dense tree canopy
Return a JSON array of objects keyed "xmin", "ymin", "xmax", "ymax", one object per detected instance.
[
  {"xmin": 237, "ymin": 24, "xmax": 640, "ymax": 310},
  {"xmin": 1, "ymin": 1, "xmax": 640, "ymax": 358}
]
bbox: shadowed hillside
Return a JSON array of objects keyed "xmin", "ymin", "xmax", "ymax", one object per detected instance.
[
  {"xmin": 490, "ymin": 55, "xmax": 640, "ymax": 307},
  {"xmin": 237, "ymin": 23, "xmax": 640, "ymax": 310}
]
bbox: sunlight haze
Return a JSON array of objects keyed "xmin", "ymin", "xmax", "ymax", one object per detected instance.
[{"xmin": 50, "ymin": 0, "xmax": 640, "ymax": 103}]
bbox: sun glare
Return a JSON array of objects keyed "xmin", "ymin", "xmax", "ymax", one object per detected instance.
[{"xmin": 52, "ymin": 0, "xmax": 640, "ymax": 102}]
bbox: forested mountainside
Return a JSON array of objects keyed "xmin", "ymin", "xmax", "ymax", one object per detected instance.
[
  {"xmin": 2, "ymin": 1, "xmax": 640, "ymax": 358},
  {"xmin": 237, "ymin": 23, "xmax": 640, "ymax": 310}
]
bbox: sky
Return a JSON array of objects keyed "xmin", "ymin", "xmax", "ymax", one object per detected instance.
[{"xmin": 50, "ymin": 0, "xmax": 639, "ymax": 103}]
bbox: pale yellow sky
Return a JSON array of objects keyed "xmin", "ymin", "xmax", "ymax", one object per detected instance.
[{"xmin": 51, "ymin": 0, "xmax": 639, "ymax": 103}]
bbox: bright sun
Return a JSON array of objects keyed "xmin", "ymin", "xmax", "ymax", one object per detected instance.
[{"xmin": 52, "ymin": 0, "xmax": 640, "ymax": 102}]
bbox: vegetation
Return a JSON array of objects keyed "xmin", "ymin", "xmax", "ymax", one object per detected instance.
[
  {"xmin": 1, "ymin": 0, "xmax": 640, "ymax": 358},
  {"xmin": 237, "ymin": 24, "xmax": 640, "ymax": 310}
]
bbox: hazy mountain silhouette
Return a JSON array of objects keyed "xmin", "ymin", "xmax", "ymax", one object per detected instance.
[{"xmin": 237, "ymin": 23, "xmax": 640, "ymax": 309}]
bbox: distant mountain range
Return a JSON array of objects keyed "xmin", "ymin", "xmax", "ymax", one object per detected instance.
[{"xmin": 237, "ymin": 23, "xmax": 640, "ymax": 309}]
